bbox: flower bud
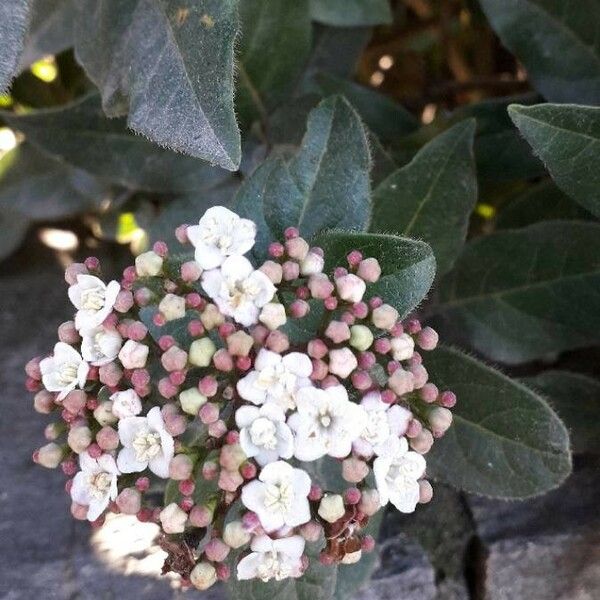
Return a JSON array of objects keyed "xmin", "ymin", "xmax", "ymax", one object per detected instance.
[
  {"xmin": 118, "ymin": 340, "xmax": 149, "ymax": 369},
  {"xmin": 419, "ymin": 480, "xmax": 433, "ymax": 504},
  {"xmin": 200, "ymin": 303, "xmax": 225, "ymax": 330},
  {"xmin": 158, "ymin": 294, "xmax": 186, "ymax": 321},
  {"xmin": 218, "ymin": 468, "xmax": 244, "ymax": 492},
  {"xmin": 388, "ymin": 368, "xmax": 415, "ymax": 396},
  {"xmin": 318, "ymin": 494, "xmax": 345, "ymax": 523},
  {"xmin": 98, "ymin": 362, "xmax": 122, "ymax": 387},
  {"xmin": 35, "ymin": 442, "xmax": 63, "ymax": 468},
  {"xmin": 390, "ymin": 333, "xmax": 415, "ymax": 361},
  {"xmin": 428, "ymin": 407, "xmax": 453, "ymax": 437},
  {"xmin": 371, "ymin": 304, "xmax": 398, "ymax": 331},
  {"xmin": 259, "ymin": 302, "xmax": 287, "ymax": 330},
  {"xmin": 64, "ymin": 262, "xmax": 88, "ymax": 285},
  {"xmin": 190, "ymin": 562, "xmax": 217, "ymax": 591},
  {"xmin": 116, "ymin": 487, "xmax": 142, "ymax": 515},
  {"xmin": 219, "ymin": 444, "xmax": 246, "ymax": 471},
  {"xmin": 349, "ymin": 325, "xmax": 374, "ymax": 351},
  {"xmin": 299, "ymin": 520, "xmax": 323, "ymax": 542},
  {"xmin": 111, "ymin": 389, "xmax": 142, "ymax": 418},
  {"xmin": 189, "ymin": 504, "xmax": 213, "ymax": 527},
  {"xmin": 328, "ymin": 347, "xmax": 358, "ymax": 379},
  {"xmin": 161, "ymin": 345, "xmax": 188, "ymax": 372},
  {"xmin": 67, "ymin": 426, "xmax": 92, "ymax": 454},
  {"xmin": 213, "ymin": 349, "xmax": 234, "ymax": 372},
  {"xmin": 205, "ymin": 538, "xmax": 230, "ymax": 562},
  {"xmin": 96, "ymin": 426, "xmax": 119, "ymax": 451},
  {"xmin": 282, "ymin": 260, "xmax": 300, "ymax": 281},
  {"xmin": 308, "ymin": 273, "xmax": 334, "ymax": 299},
  {"xmin": 410, "ymin": 429, "xmax": 434, "ymax": 454},
  {"xmin": 226, "ymin": 331, "xmax": 254, "ymax": 357},
  {"xmin": 358, "ymin": 489, "xmax": 380, "ymax": 516},
  {"xmin": 325, "ymin": 320, "xmax": 351, "ymax": 344},
  {"xmin": 357, "ymin": 258, "xmax": 381, "ymax": 282},
  {"xmin": 160, "ymin": 503, "xmax": 188, "ymax": 534},
  {"xmin": 265, "ymin": 330, "xmax": 289, "ymax": 353},
  {"xmin": 179, "ymin": 387, "xmax": 207, "ymax": 415},
  {"xmin": 169, "ymin": 454, "xmax": 194, "ymax": 480},
  {"xmin": 301, "ymin": 250, "xmax": 325, "ymax": 276},
  {"xmin": 57, "ymin": 321, "xmax": 80, "ymax": 344},
  {"xmin": 342, "ymin": 457, "xmax": 369, "ymax": 483},
  {"xmin": 341, "ymin": 550, "xmax": 362, "ymax": 565},
  {"xmin": 336, "ymin": 274, "xmax": 366, "ymax": 303},
  {"xmin": 135, "ymin": 251, "xmax": 163, "ymax": 276},
  {"xmin": 189, "ymin": 337, "xmax": 216, "ymax": 367},
  {"xmin": 417, "ymin": 326, "xmax": 439, "ymax": 351},
  {"xmin": 181, "ymin": 260, "xmax": 202, "ymax": 282},
  {"xmin": 62, "ymin": 390, "xmax": 87, "ymax": 414},
  {"xmin": 223, "ymin": 520, "xmax": 251, "ymax": 548},
  {"xmin": 94, "ymin": 400, "xmax": 118, "ymax": 426},
  {"xmin": 259, "ymin": 260, "xmax": 283, "ymax": 284},
  {"xmin": 286, "ymin": 236, "xmax": 310, "ymax": 261}
]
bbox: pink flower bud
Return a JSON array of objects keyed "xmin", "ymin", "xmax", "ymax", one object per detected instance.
[
  {"xmin": 282, "ymin": 260, "xmax": 300, "ymax": 281},
  {"xmin": 352, "ymin": 301, "xmax": 369, "ymax": 319},
  {"xmin": 374, "ymin": 337, "xmax": 391, "ymax": 355},
  {"xmin": 301, "ymin": 250, "xmax": 325, "ymax": 275},
  {"xmin": 199, "ymin": 402, "xmax": 220, "ymax": 424},
  {"xmin": 200, "ymin": 304, "xmax": 225, "ymax": 330},
  {"xmin": 218, "ymin": 468, "xmax": 244, "ymax": 492},
  {"xmin": 205, "ymin": 538, "xmax": 230, "ymax": 562},
  {"xmin": 419, "ymin": 480, "xmax": 433, "ymax": 504},
  {"xmin": 34, "ymin": 442, "xmax": 63, "ymax": 468},
  {"xmin": 213, "ymin": 348, "xmax": 234, "ymax": 372},
  {"xmin": 118, "ymin": 340, "xmax": 149, "ymax": 369},
  {"xmin": 328, "ymin": 347, "xmax": 357, "ymax": 379},
  {"xmin": 388, "ymin": 368, "xmax": 415, "ymax": 396},
  {"xmin": 128, "ymin": 321, "xmax": 148, "ymax": 341},
  {"xmin": 358, "ymin": 351, "xmax": 376, "ymax": 369},
  {"xmin": 266, "ymin": 330, "xmax": 289, "ymax": 353},
  {"xmin": 406, "ymin": 418, "xmax": 423, "ymax": 438},
  {"xmin": 62, "ymin": 390, "xmax": 87, "ymax": 414},
  {"xmin": 429, "ymin": 407, "xmax": 453, "ymax": 437},
  {"xmin": 285, "ymin": 226, "xmax": 299, "ymax": 239},
  {"xmin": 57, "ymin": 321, "xmax": 80, "ymax": 344},
  {"xmin": 169, "ymin": 454, "xmax": 194, "ymax": 480},
  {"xmin": 164, "ymin": 413, "xmax": 187, "ymax": 436},
  {"xmin": 300, "ymin": 520, "xmax": 323, "ymax": 542},
  {"xmin": 160, "ymin": 503, "xmax": 188, "ymax": 534},
  {"xmin": 268, "ymin": 242, "xmax": 284, "ymax": 258},
  {"xmin": 219, "ymin": 443, "xmax": 246, "ymax": 471},
  {"xmin": 98, "ymin": 362, "xmax": 122, "ymax": 387},
  {"xmin": 161, "ymin": 345, "xmax": 188, "ymax": 372},
  {"xmin": 351, "ymin": 370, "xmax": 372, "ymax": 390},
  {"xmin": 342, "ymin": 457, "xmax": 369, "ymax": 483},
  {"xmin": 357, "ymin": 257, "xmax": 381, "ymax": 282},
  {"xmin": 189, "ymin": 504, "xmax": 213, "ymax": 527},
  {"xmin": 116, "ymin": 487, "xmax": 142, "ymax": 515},
  {"xmin": 310, "ymin": 359, "xmax": 328, "ymax": 381},
  {"xmin": 285, "ymin": 237, "xmax": 309, "ymax": 261},
  {"xmin": 321, "ymin": 374, "xmax": 340, "ymax": 388},
  {"xmin": 307, "ymin": 339, "xmax": 327, "ymax": 359},
  {"xmin": 358, "ymin": 489, "xmax": 380, "ymax": 516},
  {"xmin": 346, "ymin": 250, "xmax": 363, "ymax": 267},
  {"xmin": 308, "ymin": 273, "xmax": 334, "ymax": 299},
  {"xmin": 96, "ymin": 426, "xmax": 119, "ymax": 451},
  {"xmin": 420, "ymin": 383, "xmax": 439, "ymax": 403},
  {"xmin": 186, "ymin": 292, "xmax": 204, "ymax": 309},
  {"xmin": 223, "ymin": 520, "xmax": 251, "ymax": 548},
  {"xmin": 371, "ymin": 304, "xmax": 399, "ymax": 331},
  {"xmin": 417, "ymin": 326, "xmax": 439, "ymax": 351},
  {"xmin": 390, "ymin": 322, "xmax": 404, "ymax": 337},
  {"xmin": 65, "ymin": 262, "xmax": 88, "ymax": 285},
  {"xmin": 175, "ymin": 224, "xmax": 189, "ymax": 244},
  {"xmin": 344, "ymin": 487, "xmax": 361, "ymax": 505},
  {"xmin": 325, "ymin": 320, "xmax": 351, "ymax": 344},
  {"xmin": 440, "ymin": 390, "xmax": 457, "ymax": 408},
  {"xmin": 158, "ymin": 377, "xmax": 178, "ymax": 399},
  {"xmin": 226, "ymin": 331, "xmax": 254, "ymax": 357},
  {"xmin": 410, "ymin": 363, "xmax": 429, "ymax": 389},
  {"xmin": 290, "ymin": 299, "xmax": 310, "ymax": 319},
  {"xmin": 197, "ymin": 376, "xmax": 217, "ymax": 398},
  {"xmin": 190, "ymin": 562, "xmax": 217, "ymax": 591},
  {"xmin": 240, "ymin": 461, "xmax": 257, "ymax": 479},
  {"xmin": 410, "ymin": 429, "xmax": 434, "ymax": 454},
  {"xmin": 181, "ymin": 260, "xmax": 202, "ymax": 282},
  {"xmin": 114, "ymin": 290, "xmax": 134, "ymax": 313}
]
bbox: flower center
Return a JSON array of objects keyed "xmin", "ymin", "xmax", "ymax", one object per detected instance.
[
  {"xmin": 257, "ymin": 551, "xmax": 291, "ymax": 582},
  {"xmin": 132, "ymin": 431, "xmax": 162, "ymax": 462},
  {"xmin": 88, "ymin": 472, "xmax": 112, "ymax": 499},
  {"xmin": 249, "ymin": 418, "xmax": 278, "ymax": 450},
  {"xmin": 81, "ymin": 286, "xmax": 106, "ymax": 311},
  {"xmin": 58, "ymin": 362, "xmax": 79, "ymax": 386},
  {"xmin": 216, "ymin": 234, "xmax": 233, "ymax": 250},
  {"xmin": 263, "ymin": 480, "xmax": 293, "ymax": 514},
  {"xmin": 318, "ymin": 405, "xmax": 334, "ymax": 429}
]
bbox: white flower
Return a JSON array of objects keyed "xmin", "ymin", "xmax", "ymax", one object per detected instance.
[
  {"xmin": 117, "ymin": 406, "xmax": 174, "ymax": 478},
  {"xmin": 289, "ymin": 385, "xmax": 366, "ymax": 461},
  {"xmin": 241, "ymin": 461, "xmax": 311, "ymax": 532},
  {"xmin": 187, "ymin": 206, "xmax": 256, "ymax": 270},
  {"xmin": 68, "ymin": 274, "xmax": 120, "ymax": 332},
  {"xmin": 237, "ymin": 349, "xmax": 313, "ymax": 410},
  {"xmin": 70, "ymin": 451, "xmax": 119, "ymax": 521},
  {"xmin": 118, "ymin": 340, "xmax": 149, "ymax": 369},
  {"xmin": 353, "ymin": 391, "xmax": 412, "ymax": 458},
  {"xmin": 40, "ymin": 342, "xmax": 89, "ymax": 400},
  {"xmin": 81, "ymin": 326, "xmax": 122, "ymax": 366},
  {"xmin": 236, "ymin": 404, "xmax": 294, "ymax": 466},
  {"xmin": 202, "ymin": 256, "xmax": 275, "ymax": 326},
  {"xmin": 237, "ymin": 535, "xmax": 305, "ymax": 582},
  {"xmin": 110, "ymin": 389, "xmax": 142, "ymax": 419},
  {"xmin": 373, "ymin": 436, "xmax": 426, "ymax": 513}
]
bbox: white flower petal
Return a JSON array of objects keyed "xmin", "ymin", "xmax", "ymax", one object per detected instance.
[{"xmin": 117, "ymin": 447, "xmax": 147, "ymax": 473}]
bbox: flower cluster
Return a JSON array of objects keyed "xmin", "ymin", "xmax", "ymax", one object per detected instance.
[{"xmin": 26, "ymin": 206, "xmax": 456, "ymax": 590}]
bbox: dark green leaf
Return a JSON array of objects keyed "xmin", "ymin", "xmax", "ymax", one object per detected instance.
[
  {"xmin": 237, "ymin": 0, "xmax": 312, "ymax": 127},
  {"xmin": 75, "ymin": 0, "xmax": 240, "ymax": 170},
  {"xmin": 0, "ymin": 142, "xmax": 108, "ymax": 220},
  {"xmin": 509, "ymin": 103, "xmax": 600, "ymax": 218},
  {"xmin": 312, "ymin": 231, "xmax": 436, "ymax": 318},
  {"xmin": 497, "ymin": 180, "xmax": 593, "ymax": 229},
  {"xmin": 313, "ymin": 72, "xmax": 418, "ymax": 141},
  {"xmin": 426, "ymin": 346, "xmax": 571, "ymax": 498},
  {"xmin": 139, "ymin": 306, "xmax": 200, "ymax": 348},
  {"xmin": 523, "ymin": 370, "xmax": 600, "ymax": 454},
  {"xmin": 264, "ymin": 96, "xmax": 371, "ymax": 239},
  {"xmin": 19, "ymin": 0, "xmax": 74, "ymax": 70},
  {"xmin": 370, "ymin": 120, "xmax": 477, "ymax": 275},
  {"xmin": 479, "ymin": 0, "xmax": 600, "ymax": 104},
  {"xmin": 435, "ymin": 221, "xmax": 600, "ymax": 364},
  {"xmin": 0, "ymin": 0, "xmax": 32, "ymax": 93},
  {"xmin": 309, "ymin": 0, "xmax": 391, "ymax": 26},
  {"xmin": 2, "ymin": 94, "xmax": 231, "ymax": 193}
]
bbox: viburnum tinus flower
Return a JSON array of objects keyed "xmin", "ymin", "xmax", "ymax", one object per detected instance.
[{"xmin": 26, "ymin": 206, "xmax": 456, "ymax": 591}]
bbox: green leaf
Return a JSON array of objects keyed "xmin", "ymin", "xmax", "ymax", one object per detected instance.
[
  {"xmin": 370, "ymin": 120, "xmax": 477, "ymax": 275},
  {"xmin": 434, "ymin": 221, "xmax": 600, "ymax": 364},
  {"xmin": 263, "ymin": 96, "xmax": 371, "ymax": 239},
  {"xmin": 237, "ymin": 0, "xmax": 312, "ymax": 127},
  {"xmin": 426, "ymin": 346, "xmax": 571, "ymax": 498},
  {"xmin": 309, "ymin": 0, "xmax": 392, "ymax": 26},
  {"xmin": 312, "ymin": 231, "xmax": 436, "ymax": 318},
  {"xmin": 0, "ymin": 205, "xmax": 29, "ymax": 261},
  {"xmin": 19, "ymin": 0, "xmax": 74, "ymax": 70},
  {"xmin": 2, "ymin": 94, "xmax": 231, "ymax": 193},
  {"xmin": 0, "ymin": 0, "xmax": 32, "ymax": 93},
  {"xmin": 139, "ymin": 306, "xmax": 200, "ymax": 349},
  {"xmin": 508, "ymin": 103, "xmax": 600, "ymax": 218},
  {"xmin": 497, "ymin": 180, "xmax": 593, "ymax": 229},
  {"xmin": 75, "ymin": 0, "xmax": 240, "ymax": 170},
  {"xmin": 479, "ymin": 0, "xmax": 600, "ymax": 104},
  {"xmin": 313, "ymin": 72, "xmax": 418, "ymax": 141},
  {"xmin": 0, "ymin": 142, "xmax": 108, "ymax": 220},
  {"xmin": 523, "ymin": 370, "xmax": 600, "ymax": 455}
]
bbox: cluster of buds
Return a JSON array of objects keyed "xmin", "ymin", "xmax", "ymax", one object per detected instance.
[{"xmin": 26, "ymin": 206, "xmax": 455, "ymax": 589}]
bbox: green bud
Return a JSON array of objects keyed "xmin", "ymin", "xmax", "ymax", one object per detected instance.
[
  {"xmin": 189, "ymin": 337, "xmax": 216, "ymax": 367},
  {"xmin": 349, "ymin": 324, "xmax": 374, "ymax": 351},
  {"xmin": 179, "ymin": 388, "xmax": 207, "ymax": 415}
]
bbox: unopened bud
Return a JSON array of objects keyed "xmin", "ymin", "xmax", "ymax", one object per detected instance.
[
  {"xmin": 189, "ymin": 338, "xmax": 216, "ymax": 367},
  {"xmin": 223, "ymin": 520, "xmax": 251, "ymax": 548},
  {"xmin": 318, "ymin": 494, "xmax": 345, "ymax": 523},
  {"xmin": 160, "ymin": 503, "xmax": 188, "ymax": 534},
  {"xmin": 135, "ymin": 251, "xmax": 163, "ymax": 276},
  {"xmin": 158, "ymin": 294, "xmax": 186, "ymax": 321}
]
